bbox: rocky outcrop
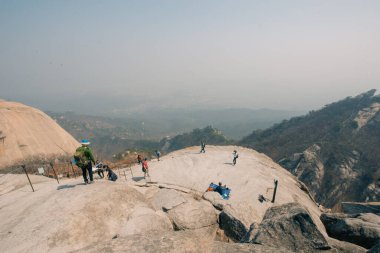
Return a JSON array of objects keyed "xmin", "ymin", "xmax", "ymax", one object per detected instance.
[
  {"xmin": 326, "ymin": 238, "xmax": 366, "ymax": 253},
  {"xmin": 219, "ymin": 203, "xmax": 259, "ymax": 242},
  {"xmin": 202, "ymin": 191, "xmax": 226, "ymax": 210},
  {"xmin": 321, "ymin": 213, "xmax": 380, "ymax": 249},
  {"xmin": 368, "ymin": 241, "xmax": 380, "ymax": 253},
  {"xmin": 0, "ymin": 100, "xmax": 79, "ymax": 170},
  {"xmin": 240, "ymin": 90, "xmax": 380, "ymax": 208},
  {"xmin": 151, "ymin": 188, "xmax": 187, "ymax": 211},
  {"xmin": 279, "ymin": 144, "xmax": 325, "ymax": 200},
  {"xmin": 342, "ymin": 202, "xmax": 380, "ymax": 214},
  {"xmin": 212, "ymin": 241, "xmax": 293, "ymax": 253},
  {"xmin": 354, "ymin": 102, "xmax": 380, "ymax": 130},
  {"xmin": 119, "ymin": 206, "xmax": 173, "ymax": 236},
  {"xmin": 167, "ymin": 197, "xmax": 218, "ymax": 230},
  {"xmin": 246, "ymin": 203, "xmax": 330, "ymax": 252},
  {"xmin": 76, "ymin": 226, "xmax": 217, "ymax": 253}
]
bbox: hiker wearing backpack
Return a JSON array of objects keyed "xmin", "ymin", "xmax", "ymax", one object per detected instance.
[
  {"xmin": 233, "ymin": 150, "xmax": 239, "ymax": 165},
  {"xmin": 74, "ymin": 139, "xmax": 96, "ymax": 184},
  {"xmin": 142, "ymin": 158, "xmax": 149, "ymax": 178}
]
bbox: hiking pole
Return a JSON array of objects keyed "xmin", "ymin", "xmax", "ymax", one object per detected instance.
[
  {"xmin": 272, "ymin": 180, "xmax": 278, "ymax": 203},
  {"xmin": 22, "ymin": 165, "xmax": 34, "ymax": 192},
  {"xmin": 50, "ymin": 163, "xmax": 60, "ymax": 184}
]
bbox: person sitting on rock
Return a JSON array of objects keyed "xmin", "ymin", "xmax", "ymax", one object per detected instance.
[
  {"xmin": 95, "ymin": 160, "xmax": 104, "ymax": 178},
  {"xmin": 105, "ymin": 167, "xmax": 118, "ymax": 182}
]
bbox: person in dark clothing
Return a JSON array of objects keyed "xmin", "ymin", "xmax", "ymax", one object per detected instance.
[
  {"xmin": 155, "ymin": 150, "xmax": 161, "ymax": 161},
  {"xmin": 137, "ymin": 154, "xmax": 142, "ymax": 164},
  {"xmin": 200, "ymin": 142, "xmax": 206, "ymax": 153},
  {"xmin": 233, "ymin": 150, "xmax": 239, "ymax": 165},
  {"xmin": 215, "ymin": 182, "xmax": 223, "ymax": 194},
  {"xmin": 106, "ymin": 167, "xmax": 118, "ymax": 182},
  {"xmin": 95, "ymin": 160, "xmax": 104, "ymax": 178}
]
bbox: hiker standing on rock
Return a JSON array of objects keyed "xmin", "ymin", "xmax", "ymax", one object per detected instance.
[
  {"xmin": 137, "ymin": 154, "xmax": 142, "ymax": 164},
  {"xmin": 74, "ymin": 139, "xmax": 96, "ymax": 184},
  {"xmin": 233, "ymin": 150, "xmax": 239, "ymax": 165},
  {"xmin": 142, "ymin": 158, "xmax": 149, "ymax": 178},
  {"xmin": 200, "ymin": 141, "xmax": 206, "ymax": 153},
  {"xmin": 155, "ymin": 150, "xmax": 161, "ymax": 161}
]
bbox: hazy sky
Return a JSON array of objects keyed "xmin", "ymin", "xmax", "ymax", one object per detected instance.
[{"xmin": 1, "ymin": 0, "xmax": 379, "ymax": 113}]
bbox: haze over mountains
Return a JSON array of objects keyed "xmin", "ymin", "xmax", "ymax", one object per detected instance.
[{"xmin": 240, "ymin": 90, "xmax": 380, "ymax": 208}]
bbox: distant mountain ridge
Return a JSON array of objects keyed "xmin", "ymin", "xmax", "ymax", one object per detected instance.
[{"xmin": 240, "ymin": 90, "xmax": 380, "ymax": 208}]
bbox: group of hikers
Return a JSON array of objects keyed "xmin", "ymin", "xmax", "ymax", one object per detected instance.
[
  {"xmin": 74, "ymin": 139, "xmax": 158, "ymax": 184},
  {"xmin": 73, "ymin": 139, "xmax": 118, "ymax": 184},
  {"xmin": 73, "ymin": 139, "xmax": 235, "ymax": 199}
]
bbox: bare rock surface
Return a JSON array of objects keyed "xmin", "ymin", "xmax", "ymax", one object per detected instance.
[
  {"xmin": 75, "ymin": 226, "xmax": 217, "ymax": 253},
  {"xmin": 167, "ymin": 197, "xmax": 218, "ymax": 230},
  {"xmin": 119, "ymin": 206, "xmax": 173, "ymax": 236},
  {"xmin": 0, "ymin": 146, "xmax": 327, "ymax": 252},
  {"xmin": 0, "ymin": 179, "xmax": 151, "ymax": 252},
  {"xmin": 321, "ymin": 213, "xmax": 380, "ymax": 249},
  {"xmin": 212, "ymin": 241, "xmax": 293, "ymax": 253},
  {"xmin": 219, "ymin": 202, "xmax": 259, "ymax": 241},
  {"xmin": 341, "ymin": 202, "xmax": 380, "ymax": 215},
  {"xmin": 0, "ymin": 100, "xmax": 79, "ymax": 170},
  {"xmin": 326, "ymin": 238, "xmax": 366, "ymax": 253},
  {"xmin": 203, "ymin": 191, "xmax": 226, "ymax": 210},
  {"xmin": 248, "ymin": 202, "xmax": 330, "ymax": 252},
  {"xmin": 144, "ymin": 146, "xmax": 325, "ymax": 233},
  {"xmin": 151, "ymin": 188, "xmax": 187, "ymax": 211}
]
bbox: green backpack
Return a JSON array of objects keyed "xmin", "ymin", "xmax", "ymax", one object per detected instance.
[{"xmin": 74, "ymin": 148, "xmax": 89, "ymax": 168}]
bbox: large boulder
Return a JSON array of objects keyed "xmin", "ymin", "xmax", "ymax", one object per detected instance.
[
  {"xmin": 326, "ymin": 238, "xmax": 366, "ymax": 253},
  {"xmin": 219, "ymin": 202, "xmax": 259, "ymax": 242},
  {"xmin": 119, "ymin": 206, "xmax": 173, "ymax": 236},
  {"xmin": 151, "ymin": 188, "xmax": 187, "ymax": 211},
  {"xmin": 202, "ymin": 191, "xmax": 226, "ymax": 210},
  {"xmin": 167, "ymin": 197, "xmax": 218, "ymax": 230},
  {"xmin": 368, "ymin": 240, "xmax": 380, "ymax": 253},
  {"xmin": 341, "ymin": 202, "xmax": 380, "ymax": 215},
  {"xmin": 247, "ymin": 202, "xmax": 330, "ymax": 252},
  {"xmin": 321, "ymin": 213, "xmax": 380, "ymax": 249},
  {"xmin": 212, "ymin": 241, "xmax": 293, "ymax": 253}
]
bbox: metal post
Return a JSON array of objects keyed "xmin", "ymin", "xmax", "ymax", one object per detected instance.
[
  {"xmin": 22, "ymin": 165, "xmax": 34, "ymax": 192},
  {"xmin": 130, "ymin": 166, "xmax": 134, "ymax": 178},
  {"xmin": 70, "ymin": 161, "xmax": 77, "ymax": 178},
  {"xmin": 50, "ymin": 163, "xmax": 60, "ymax": 184},
  {"xmin": 272, "ymin": 180, "xmax": 278, "ymax": 203},
  {"xmin": 124, "ymin": 171, "xmax": 127, "ymax": 181}
]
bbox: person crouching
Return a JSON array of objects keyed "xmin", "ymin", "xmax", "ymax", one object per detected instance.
[{"xmin": 105, "ymin": 166, "xmax": 118, "ymax": 182}]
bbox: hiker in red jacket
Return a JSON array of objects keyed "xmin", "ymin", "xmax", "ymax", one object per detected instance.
[{"xmin": 142, "ymin": 158, "xmax": 149, "ymax": 178}]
